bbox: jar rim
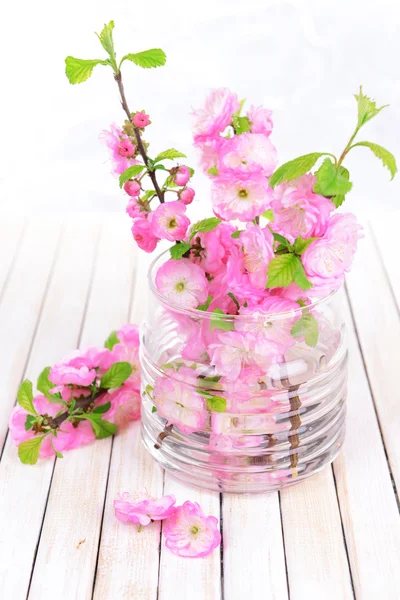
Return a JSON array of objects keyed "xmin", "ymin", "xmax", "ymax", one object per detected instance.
[{"xmin": 147, "ymin": 249, "xmax": 341, "ymax": 321}]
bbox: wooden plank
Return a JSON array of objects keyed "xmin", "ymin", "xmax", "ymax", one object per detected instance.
[
  {"xmin": 333, "ymin": 294, "xmax": 400, "ymax": 599},
  {"xmin": 28, "ymin": 217, "xmax": 135, "ymax": 600},
  {"xmin": 345, "ymin": 224, "xmax": 400, "ymax": 491},
  {"xmin": 223, "ymin": 492, "xmax": 288, "ymax": 600},
  {"xmin": 0, "ymin": 217, "xmax": 25, "ymax": 297},
  {"xmin": 0, "ymin": 219, "xmax": 98, "ymax": 600},
  {"xmin": 370, "ymin": 214, "xmax": 400, "ymax": 310},
  {"xmin": 93, "ymin": 249, "xmax": 164, "ymax": 600},
  {"xmin": 0, "ymin": 218, "xmax": 61, "ymax": 450}
]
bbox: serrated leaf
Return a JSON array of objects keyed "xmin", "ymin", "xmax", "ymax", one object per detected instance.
[
  {"xmin": 25, "ymin": 414, "xmax": 37, "ymax": 431},
  {"xmin": 262, "ymin": 209, "xmax": 274, "ymax": 221},
  {"xmin": 291, "ymin": 313, "xmax": 319, "ymax": 347},
  {"xmin": 210, "ymin": 309, "xmax": 235, "ymax": 332},
  {"xmin": 189, "ymin": 218, "xmax": 221, "ymax": 240},
  {"xmin": 18, "ymin": 436, "xmax": 45, "ymax": 465},
  {"xmin": 17, "ymin": 380, "xmax": 36, "ymax": 414},
  {"xmin": 104, "ymin": 330, "xmax": 120, "ymax": 351},
  {"xmin": 38, "ymin": 366, "xmax": 62, "ymax": 403},
  {"xmin": 154, "ymin": 148, "xmax": 186, "ymax": 163},
  {"xmin": 170, "ymin": 242, "xmax": 191, "ymax": 260},
  {"xmin": 293, "ymin": 257, "xmax": 313, "ymax": 290},
  {"xmin": 100, "ymin": 362, "xmax": 132, "ymax": 389},
  {"xmin": 208, "ymin": 166, "xmax": 219, "ymax": 176},
  {"xmin": 84, "ymin": 414, "xmax": 117, "ymax": 439},
  {"xmin": 205, "ymin": 395, "xmax": 226, "ymax": 413},
  {"xmin": 93, "ymin": 401, "xmax": 111, "ymax": 414},
  {"xmin": 232, "ymin": 115, "xmax": 250, "ymax": 135},
  {"xmin": 354, "ymin": 86, "xmax": 389, "ymax": 128},
  {"xmin": 269, "ymin": 153, "xmax": 326, "ymax": 188},
  {"xmin": 96, "ymin": 21, "xmax": 115, "ymax": 57},
  {"xmin": 332, "ymin": 194, "xmax": 346, "ymax": 208},
  {"xmin": 314, "ymin": 159, "xmax": 353, "ymax": 196},
  {"xmin": 231, "ymin": 230, "xmax": 243, "ymax": 239},
  {"xmin": 119, "ymin": 165, "xmax": 146, "ymax": 188},
  {"xmin": 266, "ymin": 254, "xmax": 297, "ymax": 288},
  {"xmin": 141, "ymin": 190, "xmax": 156, "ymax": 202},
  {"xmin": 293, "ymin": 236, "xmax": 318, "ymax": 255},
  {"xmin": 352, "ymin": 141, "xmax": 397, "ymax": 180},
  {"xmin": 121, "ymin": 48, "xmax": 166, "ymax": 69},
  {"xmin": 65, "ymin": 57, "xmax": 109, "ymax": 84},
  {"xmin": 271, "ymin": 231, "xmax": 291, "ymax": 248}
]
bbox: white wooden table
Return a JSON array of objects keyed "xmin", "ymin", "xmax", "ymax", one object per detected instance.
[{"xmin": 0, "ymin": 214, "xmax": 399, "ymax": 600}]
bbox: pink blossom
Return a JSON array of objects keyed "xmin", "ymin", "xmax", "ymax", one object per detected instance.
[
  {"xmin": 149, "ymin": 201, "xmax": 190, "ymax": 242},
  {"xmin": 117, "ymin": 324, "xmax": 140, "ymax": 348},
  {"xmin": 247, "ymin": 105, "xmax": 274, "ymax": 136},
  {"xmin": 65, "ymin": 346, "xmax": 114, "ymax": 373},
  {"xmin": 271, "ymin": 174, "xmax": 334, "ymax": 243},
  {"xmin": 49, "ymin": 364, "xmax": 96, "ymax": 386},
  {"xmin": 192, "ymin": 88, "xmax": 240, "ymax": 142},
  {"xmin": 123, "ymin": 180, "xmax": 141, "ymax": 197},
  {"xmin": 133, "ymin": 111, "xmax": 150, "ymax": 128},
  {"xmin": 174, "ymin": 166, "xmax": 191, "ymax": 187},
  {"xmin": 212, "ymin": 172, "xmax": 273, "ymax": 222},
  {"xmin": 155, "ymin": 258, "xmax": 208, "ymax": 309},
  {"xmin": 209, "ymin": 331, "xmax": 280, "ymax": 380},
  {"xmin": 118, "ymin": 139, "xmax": 135, "ymax": 157},
  {"xmin": 238, "ymin": 296, "xmax": 299, "ymax": 350},
  {"xmin": 99, "ymin": 124, "xmax": 138, "ymax": 176},
  {"xmin": 163, "ymin": 501, "xmax": 221, "ymax": 558},
  {"xmin": 218, "ymin": 133, "xmax": 277, "ymax": 176},
  {"xmin": 302, "ymin": 212, "xmax": 363, "ymax": 287},
  {"xmin": 190, "ymin": 222, "xmax": 236, "ymax": 275},
  {"xmin": 111, "ymin": 343, "xmax": 140, "ymax": 389},
  {"xmin": 105, "ymin": 385, "xmax": 141, "ymax": 427},
  {"xmin": 180, "ymin": 187, "xmax": 195, "ymax": 205},
  {"xmin": 126, "ymin": 198, "xmax": 149, "ymax": 219},
  {"xmin": 132, "ymin": 218, "xmax": 159, "ymax": 253},
  {"xmin": 240, "ymin": 224, "xmax": 274, "ymax": 289},
  {"xmin": 195, "ymin": 136, "xmax": 224, "ymax": 174},
  {"xmin": 154, "ymin": 368, "xmax": 206, "ymax": 433},
  {"xmin": 114, "ymin": 491, "xmax": 176, "ymax": 526}
]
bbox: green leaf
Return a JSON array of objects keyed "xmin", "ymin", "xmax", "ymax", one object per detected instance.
[
  {"xmin": 351, "ymin": 141, "xmax": 397, "ymax": 180},
  {"xmin": 232, "ymin": 115, "xmax": 250, "ymax": 135},
  {"xmin": 314, "ymin": 159, "xmax": 353, "ymax": 196},
  {"xmin": 154, "ymin": 148, "xmax": 186, "ymax": 163},
  {"xmin": 170, "ymin": 242, "xmax": 191, "ymax": 259},
  {"xmin": 93, "ymin": 401, "xmax": 111, "ymax": 415},
  {"xmin": 119, "ymin": 165, "xmax": 146, "ymax": 188},
  {"xmin": 152, "ymin": 406, "xmax": 157, "ymax": 413},
  {"xmin": 208, "ymin": 166, "xmax": 219, "ymax": 176},
  {"xmin": 231, "ymin": 230, "xmax": 243, "ymax": 239},
  {"xmin": 293, "ymin": 257, "xmax": 313, "ymax": 290},
  {"xmin": 266, "ymin": 254, "xmax": 297, "ymax": 288},
  {"xmin": 37, "ymin": 366, "xmax": 62, "ymax": 403},
  {"xmin": 271, "ymin": 231, "xmax": 291, "ymax": 248},
  {"xmin": 293, "ymin": 236, "xmax": 318, "ymax": 255},
  {"xmin": 84, "ymin": 415, "xmax": 118, "ymax": 439},
  {"xmin": 269, "ymin": 153, "xmax": 326, "ymax": 188},
  {"xmin": 121, "ymin": 48, "xmax": 166, "ymax": 69},
  {"xmin": 210, "ymin": 309, "xmax": 235, "ymax": 332},
  {"xmin": 25, "ymin": 414, "xmax": 37, "ymax": 431},
  {"xmin": 17, "ymin": 380, "xmax": 36, "ymax": 414},
  {"xmin": 104, "ymin": 330, "xmax": 120, "ymax": 351},
  {"xmin": 65, "ymin": 57, "xmax": 109, "ymax": 84},
  {"xmin": 262, "ymin": 209, "xmax": 274, "ymax": 221},
  {"xmin": 141, "ymin": 190, "xmax": 156, "ymax": 202},
  {"xmin": 96, "ymin": 21, "xmax": 116, "ymax": 58},
  {"xmin": 227, "ymin": 292, "xmax": 240, "ymax": 311},
  {"xmin": 18, "ymin": 436, "xmax": 45, "ymax": 465},
  {"xmin": 197, "ymin": 295, "xmax": 213, "ymax": 311},
  {"xmin": 291, "ymin": 313, "xmax": 319, "ymax": 347},
  {"xmin": 205, "ymin": 395, "xmax": 226, "ymax": 413},
  {"xmin": 189, "ymin": 218, "xmax": 221, "ymax": 240},
  {"xmin": 100, "ymin": 362, "xmax": 132, "ymax": 389},
  {"xmin": 354, "ymin": 86, "xmax": 389, "ymax": 128}
]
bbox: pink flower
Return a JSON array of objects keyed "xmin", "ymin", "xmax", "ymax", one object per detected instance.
[
  {"xmin": 174, "ymin": 166, "xmax": 191, "ymax": 187},
  {"xmin": 240, "ymin": 224, "xmax": 274, "ymax": 289},
  {"xmin": 132, "ymin": 218, "xmax": 159, "ymax": 253},
  {"xmin": 271, "ymin": 174, "xmax": 334, "ymax": 243},
  {"xmin": 99, "ymin": 124, "xmax": 138, "ymax": 176},
  {"xmin": 212, "ymin": 172, "xmax": 273, "ymax": 222},
  {"xmin": 155, "ymin": 258, "xmax": 208, "ymax": 309},
  {"xmin": 149, "ymin": 201, "xmax": 190, "ymax": 242},
  {"xmin": 192, "ymin": 88, "xmax": 240, "ymax": 142},
  {"xmin": 111, "ymin": 343, "xmax": 140, "ymax": 389},
  {"xmin": 190, "ymin": 222, "xmax": 235, "ymax": 275},
  {"xmin": 118, "ymin": 139, "xmax": 135, "ymax": 157},
  {"xmin": 247, "ymin": 105, "xmax": 274, "ymax": 136},
  {"xmin": 117, "ymin": 324, "xmax": 140, "ymax": 348},
  {"xmin": 238, "ymin": 297, "xmax": 299, "ymax": 350},
  {"xmin": 126, "ymin": 198, "xmax": 149, "ymax": 219},
  {"xmin": 65, "ymin": 346, "xmax": 114, "ymax": 373},
  {"xmin": 209, "ymin": 331, "xmax": 280, "ymax": 380},
  {"xmin": 195, "ymin": 136, "xmax": 224, "ymax": 174},
  {"xmin": 49, "ymin": 364, "xmax": 96, "ymax": 386},
  {"xmin": 163, "ymin": 501, "xmax": 221, "ymax": 558},
  {"xmin": 180, "ymin": 187, "xmax": 195, "ymax": 205},
  {"xmin": 218, "ymin": 133, "xmax": 277, "ymax": 176},
  {"xmin": 302, "ymin": 212, "xmax": 363, "ymax": 287},
  {"xmin": 114, "ymin": 491, "xmax": 176, "ymax": 526},
  {"xmin": 105, "ymin": 385, "xmax": 141, "ymax": 427},
  {"xmin": 133, "ymin": 111, "xmax": 150, "ymax": 128},
  {"xmin": 154, "ymin": 367, "xmax": 206, "ymax": 433},
  {"xmin": 124, "ymin": 180, "xmax": 141, "ymax": 197}
]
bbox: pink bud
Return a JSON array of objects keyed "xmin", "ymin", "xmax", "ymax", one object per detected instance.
[
  {"xmin": 118, "ymin": 139, "xmax": 135, "ymax": 157},
  {"xmin": 124, "ymin": 179, "xmax": 141, "ymax": 197},
  {"xmin": 133, "ymin": 112, "xmax": 150, "ymax": 128},
  {"xmin": 174, "ymin": 165, "xmax": 191, "ymax": 186},
  {"xmin": 180, "ymin": 187, "xmax": 195, "ymax": 205}
]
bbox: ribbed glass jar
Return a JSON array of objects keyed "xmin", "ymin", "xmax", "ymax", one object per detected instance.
[{"xmin": 140, "ymin": 252, "xmax": 348, "ymax": 493}]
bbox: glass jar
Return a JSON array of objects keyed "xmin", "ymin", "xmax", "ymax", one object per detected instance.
[{"xmin": 140, "ymin": 252, "xmax": 348, "ymax": 493}]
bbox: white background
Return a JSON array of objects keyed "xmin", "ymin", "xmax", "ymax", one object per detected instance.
[{"xmin": 1, "ymin": 0, "xmax": 399, "ymax": 216}]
